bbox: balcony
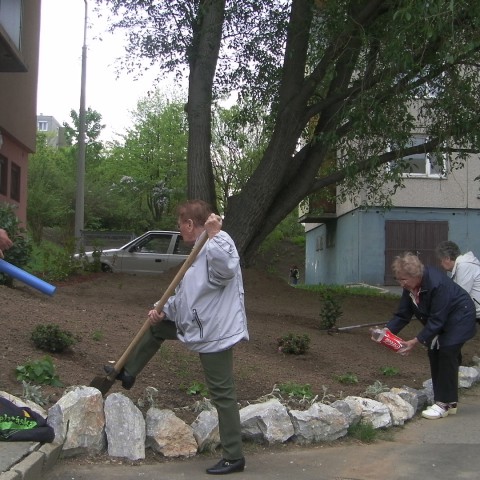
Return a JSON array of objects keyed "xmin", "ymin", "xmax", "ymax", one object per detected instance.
[{"xmin": 298, "ymin": 188, "xmax": 337, "ymax": 224}]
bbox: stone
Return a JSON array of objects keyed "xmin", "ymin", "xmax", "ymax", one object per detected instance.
[{"xmin": 104, "ymin": 393, "xmax": 145, "ymax": 461}]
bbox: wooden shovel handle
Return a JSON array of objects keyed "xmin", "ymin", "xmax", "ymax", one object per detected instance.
[{"xmin": 111, "ymin": 231, "xmax": 209, "ymax": 374}]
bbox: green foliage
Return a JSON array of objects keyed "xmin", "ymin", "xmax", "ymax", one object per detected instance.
[
  {"xmin": 27, "ymin": 133, "xmax": 77, "ymax": 244},
  {"xmin": 0, "ymin": 203, "xmax": 32, "ymax": 286},
  {"xmin": 298, "ymin": 283, "xmax": 398, "ymax": 299},
  {"xmin": 363, "ymin": 380, "xmax": 390, "ymax": 398},
  {"xmin": 15, "ymin": 356, "xmax": 63, "ymax": 386},
  {"xmin": 336, "ymin": 372, "xmax": 359, "ymax": 385},
  {"xmin": 92, "ymin": 330, "xmax": 104, "ymax": 341},
  {"xmin": 31, "ymin": 324, "xmax": 76, "ymax": 353},
  {"xmin": 186, "ymin": 381, "xmax": 209, "ymax": 397},
  {"xmin": 319, "ymin": 291, "xmax": 343, "ymax": 330},
  {"xmin": 21, "ymin": 381, "xmax": 49, "ymax": 406},
  {"xmin": 28, "ymin": 240, "xmax": 81, "ymax": 282},
  {"xmin": 277, "ymin": 333, "xmax": 310, "ymax": 355},
  {"xmin": 258, "ymin": 212, "xmax": 305, "ymax": 254},
  {"xmin": 277, "ymin": 382, "xmax": 314, "ymax": 400},
  {"xmin": 348, "ymin": 422, "xmax": 378, "ymax": 443},
  {"xmin": 381, "ymin": 366, "xmax": 399, "ymax": 377}
]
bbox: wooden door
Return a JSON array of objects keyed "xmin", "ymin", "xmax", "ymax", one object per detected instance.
[{"xmin": 384, "ymin": 220, "xmax": 448, "ymax": 284}]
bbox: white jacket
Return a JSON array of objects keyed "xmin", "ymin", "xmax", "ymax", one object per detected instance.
[
  {"xmin": 163, "ymin": 230, "xmax": 249, "ymax": 353},
  {"xmin": 452, "ymin": 251, "xmax": 480, "ymax": 318}
]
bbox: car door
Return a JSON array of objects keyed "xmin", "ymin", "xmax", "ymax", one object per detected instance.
[{"xmin": 117, "ymin": 232, "xmax": 178, "ymax": 274}]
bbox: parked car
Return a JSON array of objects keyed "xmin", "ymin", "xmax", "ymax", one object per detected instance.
[{"xmin": 77, "ymin": 231, "xmax": 191, "ymax": 274}]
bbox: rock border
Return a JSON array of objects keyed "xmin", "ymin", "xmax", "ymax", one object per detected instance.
[{"xmin": 2, "ymin": 358, "xmax": 480, "ymax": 479}]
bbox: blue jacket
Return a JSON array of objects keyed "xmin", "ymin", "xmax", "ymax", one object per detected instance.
[{"xmin": 386, "ymin": 266, "xmax": 476, "ymax": 347}]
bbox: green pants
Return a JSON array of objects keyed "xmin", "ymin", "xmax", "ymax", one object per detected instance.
[{"xmin": 124, "ymin": 321, "xmax": 243, "ymax": 460}]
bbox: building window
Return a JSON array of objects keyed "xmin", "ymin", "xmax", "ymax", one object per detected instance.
[
  {"xmin": 10, "ymin": 163, "xmax": 20, "ymax": 201},
  {"xmin": 38, "ymin": 121, "xmax": 48, "ymax": 131},
  {"xmin": 397, "ymin": 135, "xmax": 446, "ymax": 178},
  {"xmin": 0, "ymin": 155, "xmax": 7, "ymax": 196}
]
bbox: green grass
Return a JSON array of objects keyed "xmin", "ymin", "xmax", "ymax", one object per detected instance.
[{"xmin": 297, "ymin": 283, "xmax": 399, "ymax": 298}]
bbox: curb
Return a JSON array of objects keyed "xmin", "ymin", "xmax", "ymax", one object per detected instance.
[{"xmin": 0, "ymin": 443, "xmax": 62, "ymax": 480}]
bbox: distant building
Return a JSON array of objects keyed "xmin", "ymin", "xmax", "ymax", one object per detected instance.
[
  {"xmin": 37, "ymin": 115, "xmax": 66, "ymax": 147},
  {"xmin": 0, "ymin": 1, "xmax": 42, "ymax": 225}
]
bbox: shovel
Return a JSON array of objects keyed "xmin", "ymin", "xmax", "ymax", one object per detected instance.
[
  {"xmin": 327, "ymin": 321, "xmax": 386, "ymax": 335},
  {"xmin": 90, "ymin": 231, "xmax": 208, "ymax": 395}
]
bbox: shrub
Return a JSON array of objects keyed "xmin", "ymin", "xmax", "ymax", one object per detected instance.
[
  {"xmin": 15, "ymin": 356, "xmax": 62, "ymax": 386},
  {"xmin": 319, "ymin": 291, "xmax": 343, "ymax": 330},
  {"xmin": 380, "ymin": 366, "xmax": 399, "ymax": 376},
  {"xmin": 31, "ymin": 324, "xmax": 76, "ymax": 353},
  {"xmin": 363, "ymin": 380, "xmax": 389, "ymax": 398},
  {"xmin": 277, "ymin": 333, "xmax": 311, "ymax": 355},
  {"xmin": 186, "ymin": 381, "xmax": 209, "ymax": 397},
  {"xmin": 336, "ymin": 372, "xmax": 359, "ymax": 384},
  {"xmin": 28, "ymin": 240, "xmax": 80, "ymax": 282},
  {"xmin": 0, "ymin": 202, "xmax": 32, "ymax": 286},
  {"xmin": 278, "ymin": 382, "xmax": 314, "ymax": 399}
]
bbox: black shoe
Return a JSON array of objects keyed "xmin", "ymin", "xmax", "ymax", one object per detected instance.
[
  {"xmin": 206, "ymin": 458, "xmax": 245, "ymax": 475},
  {"xmin": 103, "ymin": 365, "xmax": 136, "ymax": 390}
]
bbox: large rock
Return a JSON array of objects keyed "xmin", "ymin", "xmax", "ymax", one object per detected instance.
[
  {"xmin": 289, "ymin": 402, "xmax": 348, "ymax": 444},
  {"xmin": 47, "ymin": 386, "xmax": 105, "ymax": 457},
  {"xmin": 240, "ymin": 398, "xmax": 294, "ymax": 444},
  {"xmin": 343, "ymin": 396, "xmax": 392, "ymax": 429},
  {"xmin": 146, "ymin": 408, "xmax": 197, "ymax": 458},
  {"xmin": 191, "ymin": 408, "xmax": 220, "ymax": 452},
  {"xmin": 104, "ymin": 393, "xmax": 145, "ymax": 461},
  {"xmin": 376, "ymin": 392, "xmax": 414, "ymax": 426}
]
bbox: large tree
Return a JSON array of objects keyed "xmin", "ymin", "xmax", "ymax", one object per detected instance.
[{"xmin": 96, "ymin": 0, "xmax": 480, "ymax": 264}]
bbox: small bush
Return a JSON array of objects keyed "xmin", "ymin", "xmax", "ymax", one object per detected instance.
[
  {"xmin": 278, "ymin": 382, "xmax": 314, "ymax": 399},
  {"xmin": 363, "ymin": 380, "xmax": 389, "ymax": 398},
  {"xmin": 186, "ymin": 381, "xmax": 209, "ymax": 397},
  {"xmin": 15, "ymin": 356, "xmax": 62, "ymax": 386},
  {"xmin": 277, "ymin": 333, "xmax": 311, "ymax": 355},
  {"xmin": 380, "ymin": 366, "xmax": 399, "ymax": 376},
  {"xmin": 336, "ymin": 372, "xmax": 358, "ymax": 384},
  {"xmin": 319, "ymin": 291, "xmax": 343, "ymax": 330},
  {"xmin": 31, "ymin": 324, "xmax": 76, "ymax": 353},
  {"xmin": 0, "ymin": 202, "xmax": 32, "ymax": 286}
]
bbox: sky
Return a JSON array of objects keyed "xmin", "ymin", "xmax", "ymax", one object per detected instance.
[{"xmin": 37, "ymin": 1, "xmax": 164, "ymax": 142}]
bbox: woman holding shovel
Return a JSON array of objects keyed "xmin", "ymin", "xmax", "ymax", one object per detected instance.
[{"xmin": 105, "ymin": 200, "xmax": 249, "ymax": 475}]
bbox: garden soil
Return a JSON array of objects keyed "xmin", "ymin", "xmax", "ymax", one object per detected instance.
[{"xmin": 2, "ymin": 241, "xmax": 480, "ymax": 428}]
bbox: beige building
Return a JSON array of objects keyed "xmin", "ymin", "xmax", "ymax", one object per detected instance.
[{"xmin": 0, "ymin": 0, "xmax": 42, "ymax": 224}]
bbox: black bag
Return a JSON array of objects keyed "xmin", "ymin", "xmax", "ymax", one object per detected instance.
[{"xmin": 0, "ymin": 397, "xmax": 54, "ymax": 442}]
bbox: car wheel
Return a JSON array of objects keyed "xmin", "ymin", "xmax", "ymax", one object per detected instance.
[{"xmin": 101, "ymin": 263, "xmax": 113, "ymax": 273}]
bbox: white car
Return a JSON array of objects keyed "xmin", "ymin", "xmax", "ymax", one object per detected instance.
[{"xmin": 78, "ymin": 230, "xmax": 191, "ymax": 274}]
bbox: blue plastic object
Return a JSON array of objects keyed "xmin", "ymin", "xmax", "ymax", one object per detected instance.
[{"xmin": 0, "ymin": 259, "xmax": 56, "ymax": 296}]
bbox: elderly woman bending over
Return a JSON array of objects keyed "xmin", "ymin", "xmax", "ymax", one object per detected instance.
[{"xmin": 386, "ymin": 252, "xmax": 476, "ymax": 420}]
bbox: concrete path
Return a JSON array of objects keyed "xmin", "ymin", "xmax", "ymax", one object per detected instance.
[{"xmin": 41, "ymin": 387, "xmax": 480, "ymax": 480}]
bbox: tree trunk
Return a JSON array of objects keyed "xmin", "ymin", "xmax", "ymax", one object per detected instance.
[{"xmin": 186, "ymin": 0, "xmax": 225, "ymax": 210}]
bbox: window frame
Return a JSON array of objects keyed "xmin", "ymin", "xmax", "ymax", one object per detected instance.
[{"xmin": 392, "ymin": 135, "xmax": 447, "ymax": 179}]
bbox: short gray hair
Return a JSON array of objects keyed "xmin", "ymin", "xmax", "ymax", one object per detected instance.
[
  {"xmin": 435, "ymin": 241, "xmax": 460, "ymax": 261},
  {"xmin": 392, "ymin": 252, "xmax": 424, "ymax": 279}
]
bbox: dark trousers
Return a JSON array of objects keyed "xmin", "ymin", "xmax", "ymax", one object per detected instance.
[
  {"xmin": 124, "ymin": 321, "xmax": 243, "ymax": 460},
  {"xmin": 427, "ymin": 343, "xmax": 463, "ymax": 404}
]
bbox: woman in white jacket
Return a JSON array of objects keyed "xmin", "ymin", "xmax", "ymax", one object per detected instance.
[
  {"xmin": 106, "ymin": 200, "xmax": 249, "ymax": 475},
  {"xmin": 436, "ymin": 241, "xmax": 480, "ymax": 321}
]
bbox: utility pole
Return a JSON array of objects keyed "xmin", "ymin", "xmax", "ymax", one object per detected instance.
[{"xmin": 74, "ymin": 0, "xmax": 88, "ymax": 248}]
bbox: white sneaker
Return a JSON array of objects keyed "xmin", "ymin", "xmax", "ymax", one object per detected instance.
[{"xmin": 422, "ymin": 403, "xmax": 449, "ymax": 419}]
